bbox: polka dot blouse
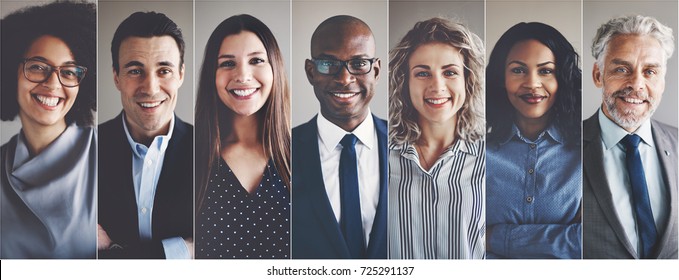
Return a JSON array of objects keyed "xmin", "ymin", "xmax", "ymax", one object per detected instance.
[{"xmin": 196, "ymin": 157, "xmax": 290, "ymax": 259}]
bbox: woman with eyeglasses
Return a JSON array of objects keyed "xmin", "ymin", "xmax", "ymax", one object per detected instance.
[
  {"xmin": 485, "ymin": 22, "xmax": 581, "ymax": 259},
  {"xmin": 194, "ymin": 14, "xmax": 290, "ymax": 259},
  {"xmin": 0, "ymin": 1, "xmax": 97, "ymax": 258},
  {"xmin": 388, "ymin": 17, "xmax": 486, "ymax": 259}
]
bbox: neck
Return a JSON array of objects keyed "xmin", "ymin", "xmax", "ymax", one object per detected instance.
[
  {"xmin": 417, "ymin": 116, "xmax": 457, "ymax": 150},
  {"xmin": 224, "ymin": 112, "xmax": 263, "ymax": 146},
  {"xmin": 515, "ymin": 113, "xmax": 550, "ymax": 141},
  {"xmin": 126, "ymin": 115, "xmax": 171, "ymax": 147},
  {"xmin": 19, "ymin": 115, "xmax": 67, "ymax": 156}
]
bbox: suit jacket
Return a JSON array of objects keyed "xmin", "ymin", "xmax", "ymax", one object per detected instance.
[
  {"xmin": 292, "ymin": 114, "xmax": 388, "ymax": 259},
  {"xmin": 98, "ymin": 113, "xmax": 193, "ymax": 259},
  {"xmin": 583, "ymin": 113, "xmax": 678, "ymax": 259}
]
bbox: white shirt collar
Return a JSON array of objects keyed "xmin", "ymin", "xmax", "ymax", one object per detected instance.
[
  {"xmin": 598, "ymin": 108, "xmax": 654, "ymax": 150},
  {"xmin": 122, "ymin": 113, "xmax": 175, "ymax": 157},
  {"xmin": 317, "ymin": 110, "xmax": 375, "ymax": 153}
]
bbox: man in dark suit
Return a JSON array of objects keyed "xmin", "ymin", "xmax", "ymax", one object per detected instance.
[
  {"xmin": 584, "ymin": 15, "xmax": 678, "ymax": 259},
  {"xmin": 292, "ymin": 15, "xmax": 387, "ymax": 259},
  {"xmin": 98, "ymin": 11, "xmax": 193, "ymax": 259}
]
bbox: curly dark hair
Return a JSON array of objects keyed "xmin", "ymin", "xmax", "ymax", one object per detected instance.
[
  {"xmin": 486, "ymin": 22, "xmax": 581, "ymax": 145},
  {"xmin": 1, "ymin": 1, "xmax": 97, "ymax": 126}
]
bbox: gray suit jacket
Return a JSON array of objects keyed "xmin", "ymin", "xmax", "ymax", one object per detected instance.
[{"xmin": 583, "ymin": 113, "xmax": 678, "ymax": 259}]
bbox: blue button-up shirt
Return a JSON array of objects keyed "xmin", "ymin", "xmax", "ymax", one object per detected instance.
[
  {"xmin": 122, "ymin": 115, "xmax": 189, "ymax": 259},
  {"xmin": 486, "ymin": 124, "xmax": 581, "ymax": 258}
]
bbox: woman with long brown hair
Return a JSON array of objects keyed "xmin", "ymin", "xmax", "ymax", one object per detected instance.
[{"xmin": 194, "ymin": 14, "xmax": 290, "ymax": 259}]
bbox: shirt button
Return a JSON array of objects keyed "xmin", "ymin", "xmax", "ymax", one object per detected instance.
[
  {"xmin": 530, "ymin": 144, "xmax": 536, "ymax": 149},
  {"xmin": 526, "ymin": 196, "xmax": 534, "ymax": 203},
  {"xmin": 528, "ymin": 168, "xmax": 534, "ymax": 174},
  {"xmin": 141, "ymin": 207, "xmax": 148, "ymax": 214}
]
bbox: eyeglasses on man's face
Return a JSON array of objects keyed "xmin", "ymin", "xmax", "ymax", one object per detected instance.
[
  {"xmin": 311, "ymin": 58, "xmax": 377, "ymax": 75},
  {"xmin": 22, "ymin": 58, "xmax": 87, "ymax": 88}
]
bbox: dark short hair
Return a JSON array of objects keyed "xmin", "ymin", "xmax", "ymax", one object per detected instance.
[
  {"xmin": 111, "ymin": 11, "xmax": 185, "ymax": 73},
  {"xmin": 486, "ymin": 22, "xmax": 581, "ymax": 145},
  {"xmin": 1, "ymin": 1, "xmax": 97, "ymax": 126}
]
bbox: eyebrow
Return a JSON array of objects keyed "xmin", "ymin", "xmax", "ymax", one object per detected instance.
[
  {"xmin": 411, "ymin": 64, "xmax": 461, "ymax": 71},
  {"xmin": 611, "ymin": 58, "xmax": 661, "ymax": 68},
  {"xmin": 28, "ymin": 56, "xmax": 77, "ymax": 65},
  {"xmin": 123, "ymin": 61, "xmax": 144, "ymax": 68},
  {"xmin": 218, "ymin": 51, "xmax": 266, "ymax": 60},
  {"xmin": 158, "ymin": 61, "xmax": 175, "ymax": 67},
  {"xmin": 316, "ymin": 53, "xmax": 371, "ymax": 60},
  {"xmin": 506, "ymin": 60, "xmax": 555, "ymax": 67}
]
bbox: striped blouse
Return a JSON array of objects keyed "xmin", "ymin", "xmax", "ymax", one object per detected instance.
[{"xmin": 388, "ymin": 139, "xmax": 485, "ymax": 259}]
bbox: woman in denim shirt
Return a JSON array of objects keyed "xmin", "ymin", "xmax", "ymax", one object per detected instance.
[{"xmin": 485, "ymin": 22, "xmax": 582, "ymax": 259}]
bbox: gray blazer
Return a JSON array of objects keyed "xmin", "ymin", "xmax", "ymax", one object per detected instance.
[{"xmin": 583, "ymin": 113, "xmax": 678, "ymax": 259}]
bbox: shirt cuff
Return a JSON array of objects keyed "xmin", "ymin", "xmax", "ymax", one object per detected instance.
[
  {"xmin": 489, "ymin": 224, "xmax": 511, "ymax": 258},
  {"xmin": 161, "ymin": 237, "xmax": 191, "ymax": 259}
]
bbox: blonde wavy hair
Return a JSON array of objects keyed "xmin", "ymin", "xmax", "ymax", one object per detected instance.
[{"xmin": 389, "ymin": 17, "xmax": 485, "ymax": 145}]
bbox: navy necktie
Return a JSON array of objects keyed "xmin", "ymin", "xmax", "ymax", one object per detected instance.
[
  {"xmin": 621, "ymin": 134, "xmax": 658, "ymax": 258},
  {"xmin": 339, "ymin": 134, "xmax": 365, "ymax": 258}
]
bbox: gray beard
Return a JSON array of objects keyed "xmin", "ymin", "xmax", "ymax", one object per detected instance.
[{"xmin": 603, "ymin": 87, "xmax": 656, "ymax": 130}]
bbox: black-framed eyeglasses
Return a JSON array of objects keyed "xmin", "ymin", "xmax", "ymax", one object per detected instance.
[
  {"xmin": 311, "ymin": 58, "xmax": 377, "ymax": 75},
  {"xmin": 22, "ymin": 58, "xmax": 87, "ymax": 88}
]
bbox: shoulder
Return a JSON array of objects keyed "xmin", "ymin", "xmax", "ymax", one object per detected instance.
[
  {"xmin": 1, "ymin": 134, "xmax": 18, "ymax": 158},
  {"xmin": 651, "ymin": 119, "xmax": 678, "ymax": 140},
  {"xmin": 292, "ymin": 117, "xmax": 317, "ymax": 139},
  {"xmin": 98, "ymin": 113, "xmax": 123, "ymax": 136}
]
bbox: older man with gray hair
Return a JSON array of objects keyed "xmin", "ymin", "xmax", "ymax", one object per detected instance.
[{"xmin": 584, "ymin": 15, "xmax": 677, "ymax": 259}]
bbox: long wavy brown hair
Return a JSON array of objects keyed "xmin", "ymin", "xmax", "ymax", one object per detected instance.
[{"xmin": 195, "ymin": 14, "xmax": 290, "ymax": 211}]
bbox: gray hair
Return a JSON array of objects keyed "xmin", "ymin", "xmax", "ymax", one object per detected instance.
[{"xmin": 592, "ymin": 15, "xmax": 674, "ymax": 68}]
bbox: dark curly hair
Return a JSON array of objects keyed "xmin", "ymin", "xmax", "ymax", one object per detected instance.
[
  {"xmin": 1, "ymin": 1, "xmax": 97, "ymax": 126},
  {"xmin": 486, "ymin": 22, "xmax": 581, "ymax": 145}
]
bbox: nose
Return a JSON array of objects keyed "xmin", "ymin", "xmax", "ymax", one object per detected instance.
[
  {"xmin": 628, "ymin": 70, "xmax": 645, "ymax": 91},
  {"xmin": 431, "ymin": 74, "xmax": 447, "ymax": 93},
  {"xmin": 41, "ymin": 70, "xmax": 62, "ymax": 90},
  {"xmin": 522, "ymin": 71, "xmax": 542, "ymax": 89},
  {"xmin": 234, "ymin": 64, "xmax": 252, "ymax": 83},
  {"xmin": 141, "ymin": 73, "xmax": 160, "ymax": 95},
  {"xmin": 333, "ymin": 65, "xmax": 355, "ymax": 85}
]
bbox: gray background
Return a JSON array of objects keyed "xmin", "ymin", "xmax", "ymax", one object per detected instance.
[
  {"xmin": 389, "ymin": 0, "xmax": 485, "ymax": 50},
  {"xmin": 583, "ymin": 0, "xmax": 678, "ymax": 126},
  {"xmin": 0, "ymin": 0, "xmax": 96, "ymax": 144},
  {"xmin": 97, "ymin": 0, "xmax": 194, "ymax": 125},
  {"xmin": 194, "ymin": 0, "xmax": 291, "ymax": 103},
  {"xmin": 486, "ymin": 0, "xmax": 582, "ymax": 63},
  {"xmin": 291, "ymin": 0, "xmax": 389, "ymax": 127}
]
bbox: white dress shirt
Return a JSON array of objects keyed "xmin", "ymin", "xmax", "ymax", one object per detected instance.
[
  {"xmin": 599, "ymin": 109, "xmax": 669, "ymax": 255},
  {"xmin": 122, "ymin": 114, "xmax": 190, "ymax": 259},
  {"xmin": 316, "ymin": 111, "xmax": 380, "ymax": 245}
]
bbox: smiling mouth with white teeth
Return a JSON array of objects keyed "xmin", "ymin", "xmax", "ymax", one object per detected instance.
[
  {"xmin": 33, "ymin": 94, "xmax": 61, "ymax": 107},
  {"xmin": 230, "ymin": 88, "xmax": 258, "ymax": 97},
  {"xmin": 425, "ymin": 97, "xmax": 451, "ymax": 105},
  {"xmin": 139, "ymin": 100, "xmax": 164, "ymax": 108},
  {"xmin": 330, "ymin": 92, "xmax": 359, "ymax": 99},
  {"xmin": 620, "ymin": 97, "xmax": 644, "ymax": 104},
  {"xmin": 519, "ymin": 94, "xmax": 547, "ymax": 104}
]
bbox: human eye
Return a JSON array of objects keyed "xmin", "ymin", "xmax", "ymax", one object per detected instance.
[
  {"xmin": 59, "ymin": 67, "xmax": 78, "ymax": 79},
  {"xmin": 27, "ymin": 61, "xmax": 49, "ymax": 73},
  {"xmin": 349, "ymin": 59, "xmax": 369, "ymax": 70},
  {"xmin": 158, "ymin": 67, "xmax": 173, "ymax": 77},
  {"xmin": 644, "ymin": 68, "xmax": 658, "ymax": 76},
  {"xmin": 613, "ymin": 67, "xmax": 629, "ymax": 74},
  {"xmin": 539, "ymin": 68, "xmax": 555, "ymax": 75},
  {"xmin": 443, "ymin": 69, "xmax": 459, "ymax": 77},
  {"xmin": 250, "ymin": 57, "xmax": 266, "ymax": 65},
  {"xmin": 414, "ymin": 71, "xmax": 431, "ymax": 78},
  {"xmin": 219, "ymin": 60, "xmax": 236, "ymax": 68},
  {"xmin": 509, "ymin": 67, "xmax": 526, "ymax": 74},
  {"xmin": 126, "ymin": 68, "xmax": 142, "ymax": 77}
]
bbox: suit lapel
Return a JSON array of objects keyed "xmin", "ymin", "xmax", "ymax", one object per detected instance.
[
  {"xmin": 583, "ymin": 114, "xmax": 638, "ymax": 257},
  {"xmin": 650, "ymin": 120, "xmax": 678, "ymax": 258},
  {"xmin": 303, "ymin": 117, "xmax": 351, "ymax": 257}
]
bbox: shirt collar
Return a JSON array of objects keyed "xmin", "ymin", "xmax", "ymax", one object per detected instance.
[
  {"xmin": 122, "ymin": 112, "xmax": 175, "ymax": 157},
  {"xmin": 498, "ymin": 122, "xmax": 563, "ymax": 146},
  {"xmin": 598, "ymin": 108, "xmax": 654, "ymax": 150},
  {"xmin": 317, "ymin": 109, "xmax": 375, "ymax": 152},
  {"xmin": 398, "ymin": 137, "xmax": 480, "ymax": 163}
]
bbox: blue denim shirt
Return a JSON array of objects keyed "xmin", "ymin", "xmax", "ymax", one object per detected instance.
[{"xmin": 486, "ymin": 124, "xmax": 581, "ymax": 259}]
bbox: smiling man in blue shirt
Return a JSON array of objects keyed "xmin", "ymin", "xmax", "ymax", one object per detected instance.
[{"xmin": 98, "ymin": 11, "xmax": 193, "ymax": 259}]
